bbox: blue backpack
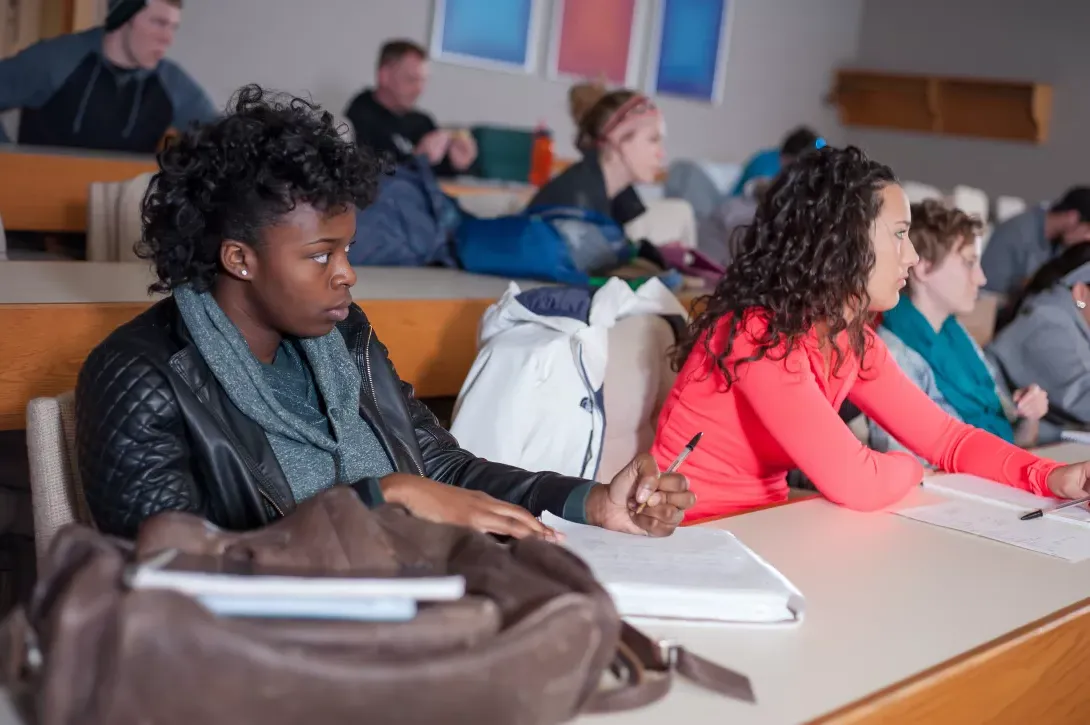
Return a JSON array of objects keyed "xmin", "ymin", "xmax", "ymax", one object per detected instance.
[{"xmin": 454, "ymin": 206, "xmax": 633, "ymax": 285}]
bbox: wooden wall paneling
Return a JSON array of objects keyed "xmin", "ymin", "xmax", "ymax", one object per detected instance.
[{"xmin": 69, "ymin": 0, "xmax": 102, "ymax": 31}]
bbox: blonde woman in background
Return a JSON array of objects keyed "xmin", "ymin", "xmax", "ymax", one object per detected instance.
[{"xmin": 538, "ymin": 82, "xmax": 698, "ymax": 252}]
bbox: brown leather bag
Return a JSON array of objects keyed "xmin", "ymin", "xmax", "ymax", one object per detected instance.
[{"xmin": 0, "ymin": 487, "xmax": 752, "ymax": 725}]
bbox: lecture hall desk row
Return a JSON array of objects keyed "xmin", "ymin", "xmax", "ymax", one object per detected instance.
[
  {"xmin": 0, "ymin": 444, "xmax": 1087, "ymax": 723},
  {"xmin": 0, "ymin": 146, "xmax": 535, "ymax": 234},
  {"xmin": 0, "ymin": 262, "xmax": 551, "ymax": 431},
  {"xmin": 581, "ymin": 443, "xmax": 1090, "ymax": 724}
]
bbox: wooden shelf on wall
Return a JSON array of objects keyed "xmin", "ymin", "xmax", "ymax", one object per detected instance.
[{"xmin": 832, "ymin": 69, "xmax": 1053, "ymax": 144}]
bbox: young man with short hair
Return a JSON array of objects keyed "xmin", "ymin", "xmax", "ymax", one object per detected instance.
[
  {"xmin": 0, "ymin": 0, "xmax": 215, "ymax": 153},
  {"xmin": 983, "ymin": 186, "xmax": 1090, "ymax": 298},
  {"xmin": 344, "ymin": 39, "xmax": 476, "ymax": 177}
]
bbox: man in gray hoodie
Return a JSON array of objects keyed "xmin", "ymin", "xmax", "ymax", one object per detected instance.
[{"xmin": 0, "ymin": 0, "xmax": 215, "ymax": 153}]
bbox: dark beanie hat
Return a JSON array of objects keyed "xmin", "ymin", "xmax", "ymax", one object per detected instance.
[{"xmin": 106, "ymin": 0, "xmax": 147, "ymax": 31}]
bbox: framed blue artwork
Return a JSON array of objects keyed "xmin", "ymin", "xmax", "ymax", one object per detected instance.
[
  {"xmin": 649, "ymin": 0, "xmax": 732, "ymax": 103},
  {"xmin": 430, "ymin": 0, "xmax": 543, "ymax": 73}
]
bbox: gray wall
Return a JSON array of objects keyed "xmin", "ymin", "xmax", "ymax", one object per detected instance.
[
  {"xmin": 848, "ymin": 0, "xmax": 1089, "ymax": 203},
  {"xmin": 169, "ymin": 0, "xmax": 864, "ymax": 162}
]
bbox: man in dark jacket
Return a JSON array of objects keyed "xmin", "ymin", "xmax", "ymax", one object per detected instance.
[
  {"xmin": 344, "ymin": 39, "xmax": 476, "ymax": 177},
  {"xmin": 0, "ymin": 0, "xmax": 215, "ymax": 152},
  {"xmin": 76, "ymin": 84, "xmax": 693, "ymax": 540}
]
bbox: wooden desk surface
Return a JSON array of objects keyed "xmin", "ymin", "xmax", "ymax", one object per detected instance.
[
  {"xmin": 0, "ymin": 147, "xmax": 530, "ymax": 233},
  {"xmin": 0, "ymin": 262, "xmax": 548, "ymax": 430},
  {"xmin": 579, "ymin": 443, "xmax": 1090, "ymax": 724}
]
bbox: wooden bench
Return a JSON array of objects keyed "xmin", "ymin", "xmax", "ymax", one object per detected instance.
[{"xmin": 0, "ymin": 147, "xmax": 533, "ymax": 234}]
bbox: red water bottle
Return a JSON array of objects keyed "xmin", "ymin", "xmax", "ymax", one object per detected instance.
[{"xmin": 529, "ymin": 124, "xmax": 553, "ymax": 187}]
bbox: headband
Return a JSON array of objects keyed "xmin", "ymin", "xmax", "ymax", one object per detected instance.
[
  {"xmin": 106, "ymin": 0, "xmax": 147, "ymax": 31},
  {"xmin": 598, "ymin": 95, "xmax": 662, "ymax": 146}
]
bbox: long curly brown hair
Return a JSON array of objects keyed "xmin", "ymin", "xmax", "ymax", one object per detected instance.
[{"xmin": 673, "ymin": 145, "xmax": 897, "ymax": 389}]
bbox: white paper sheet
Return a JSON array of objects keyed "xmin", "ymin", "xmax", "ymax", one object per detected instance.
[
  {"xmin": 542, "ymin": 512, "xmax": 803, "ymax": 624},
  {"xmin": 896, "ymin": 500, "xmax": 1090, "ymax": 562},
  {"xmin": 1061, "ymin": 430, "xmax": 1090, "ymax": 445},
  {"xmin": 922, "ymin": 473, "xmax": 1090, "ymax": 526}
]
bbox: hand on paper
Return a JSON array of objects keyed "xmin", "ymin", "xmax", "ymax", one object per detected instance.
[
  {"xmin": 1013, "ymin": 384, "xmax": 1048, "ymax": 421},
  {"xmin": 379, "ymin": 473, "xmax": 561, "ymax": 542},
  {"xmin": 1046, "ymin": 463, "xmax": 1090, "ymax": 500},
  {"xmin": 585, "ymin": 454, "xmax": 696, "ymax": 537},
  {"xmin": 415, "ymin": 130, "xmax": 451, "ymax": 165}
]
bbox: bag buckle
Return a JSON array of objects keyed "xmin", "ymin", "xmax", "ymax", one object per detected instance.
[{"xmin": 657, "ymin": 638, "xmax": 679, "ymax": 669}]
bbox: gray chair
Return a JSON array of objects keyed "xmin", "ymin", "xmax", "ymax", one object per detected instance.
[{"xmin": 25, "ymin": 392, "xmax": 91, "ymax": 565}]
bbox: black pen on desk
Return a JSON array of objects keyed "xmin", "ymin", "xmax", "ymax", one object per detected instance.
[
  {"xmin": 1019, "ymin": 493, "xmax": 1090, "ymax": 521},
  {"xmin": 636, "ymin": 432, "xmax": 702, "ymax": 515}
]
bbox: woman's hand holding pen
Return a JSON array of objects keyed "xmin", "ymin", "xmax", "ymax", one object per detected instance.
[{"xmin": 584, "ymin": 454, "xmax": 696, "ymax": 537}]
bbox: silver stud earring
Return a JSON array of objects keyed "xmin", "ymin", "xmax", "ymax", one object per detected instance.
[
  {"xmin": 240, "ymin": 269, "xmax": 248, "ymax": 277},
  {"xmin": 1077, "ymin": 300, "xmax": 1086, "ymax": 310}
]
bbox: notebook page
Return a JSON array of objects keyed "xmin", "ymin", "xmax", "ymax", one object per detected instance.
[
  {"xmin": 542, "ymin": 513, "xmax": 803, "ymax": 623},
  {"xmin": 1061, "ymin": 430, "xmax": 1090, "ymax": 445},
  {"xmin": 896, "ymin": 500, "xmax": 1090, "ymax": 562},
  {"xmin": 922, "ymin": 474, "xmax": 1090, "ymax": 526}
]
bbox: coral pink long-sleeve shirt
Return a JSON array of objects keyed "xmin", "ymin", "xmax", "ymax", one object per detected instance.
[{"xmin": 652, "ymin": 313, "xmax": 1060, "ymax": 521}]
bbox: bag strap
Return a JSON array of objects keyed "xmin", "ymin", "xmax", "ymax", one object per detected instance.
[{"xmin": 582, "ymin": 623, "xmax": 755, "ymax": 713}]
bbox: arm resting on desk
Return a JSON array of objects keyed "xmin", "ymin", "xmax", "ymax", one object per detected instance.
[
  {"xmin": 851, "ymin": 335, "xmax": 1058, "ymax": 496},
  {"xmin": 366, "ymin": 333, "xmax": 595, "ymax": 521},
  {"xmin": 734, "ymin": 343, "xmax": 925, "ymax": 512}
]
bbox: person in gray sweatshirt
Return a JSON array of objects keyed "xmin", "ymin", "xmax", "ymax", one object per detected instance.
[
  {"xmin": 0, "ymin": 0, "xmax": 215, "ymax": 153},
  {"xmin": 981, "ymin": 186, "xmax": 1090, "ymax": 300},
  {"xmin": 988, "ymin": 243, "xmax": 1090, "ymax": 427}
]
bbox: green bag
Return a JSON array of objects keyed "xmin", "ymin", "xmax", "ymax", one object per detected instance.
[{"xmin": 470, "ymin": 125, "xmax": 534, "ymax": 182}]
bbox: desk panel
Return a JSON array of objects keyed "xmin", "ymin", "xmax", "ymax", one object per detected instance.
[
  {"xmin": 0, "ymin": 149, "xmax": 156, "ymax": 232},
  {"xmin": 0, "ymin": 297, "xmax": 493, "ymax": 430},
  {"xmin": 0, "ymin": 263, "xmax": 547, "ymax": 429},
  {"xmin": 0, "ymin": 148, "xmax": 531, "ymax": 233}
]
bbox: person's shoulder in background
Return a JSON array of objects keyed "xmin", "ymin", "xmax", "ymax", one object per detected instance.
[{"xmin": 729, "ymin": 148, "xmax": 779, "ymax": 197}]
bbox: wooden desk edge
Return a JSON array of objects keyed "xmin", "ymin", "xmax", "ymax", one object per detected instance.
[
  {"xmin": 691, "ymin": 496, "xmax": 1090, "ymax": 723},
  {"xmin": 811, "ymin": 595, "xmax": 1090, "ymax": 724}
]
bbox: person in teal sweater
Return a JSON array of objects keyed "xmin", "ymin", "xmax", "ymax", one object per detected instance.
[
  {"xmin": 871, "ymin": 200, "xmax": 1051, "ymax": 455},
  {"xmin": 730, "ymin": 127, "xmax": 825, "ymax": 197}
]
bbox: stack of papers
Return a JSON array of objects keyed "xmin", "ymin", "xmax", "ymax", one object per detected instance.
[
  {"xmin": 895, "ymin": 474, "xmax": 1090, "ymax": 562},
  {"xmin": 129, "ymin": 553, "xmax": 466, "ymax": 621},
  {"xmin": 542, "ymin": 513, "xmax": 803, "ymax": 624}
]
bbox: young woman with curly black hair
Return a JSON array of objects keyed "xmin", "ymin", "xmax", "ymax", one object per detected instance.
[
  {"xmin": 76, "ymin": 85, "xmax": 694, "ymax": 540},
  {"xmin": 652, "ymin": 146, "xmax": 1090, "ymax": 520}
]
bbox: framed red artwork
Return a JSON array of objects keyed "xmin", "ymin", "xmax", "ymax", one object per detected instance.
[{"xmin": 548, "ymin": 0, "xmax": 641, "ymax": 85}]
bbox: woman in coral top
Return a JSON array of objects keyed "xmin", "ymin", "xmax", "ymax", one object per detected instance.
[{"xmin": 653, "ymin": 146, "xmax": 1090, "ymax": 520}]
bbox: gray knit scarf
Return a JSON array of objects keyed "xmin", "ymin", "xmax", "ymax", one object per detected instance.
[{"xmin": 173, "ymin": 285, "xmax": 392, "ymax": 502}]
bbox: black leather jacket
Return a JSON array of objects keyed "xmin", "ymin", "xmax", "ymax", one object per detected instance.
[{"xmin": 76, "ymin": 299, "xmax": 591, "ymax": 538}]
